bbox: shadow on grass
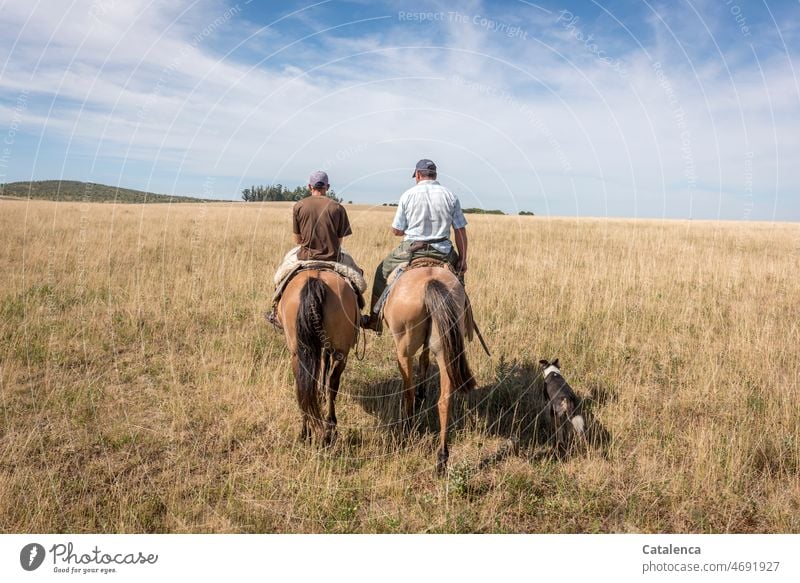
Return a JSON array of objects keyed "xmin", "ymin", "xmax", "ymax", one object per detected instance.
[{"xmin": 348, "ymin": 356, "xmax": 612, "ymax": 468}]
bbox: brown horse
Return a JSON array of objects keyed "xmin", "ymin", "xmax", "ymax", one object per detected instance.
[
  {"xmin": 278, "ymin": 269, "xmax": 360, "ymax": 445},
  {"xmin": 383, "ymin": 265, "xmax": 476, "ymax": 475}
]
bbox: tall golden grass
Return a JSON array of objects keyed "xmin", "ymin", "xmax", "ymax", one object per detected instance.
[{"xmin": 1, "ymin": 198, "xmax": 798, "ymax": 533}]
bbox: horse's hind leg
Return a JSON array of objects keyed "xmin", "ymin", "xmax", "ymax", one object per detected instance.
[
  {"xmin": 299, "ymin": 416, "xmax": 310, "ymax": 442},
  {"xmin": 396, "ymin": 354, "xmax": 415, "ymax": 432},
  {"xmin": 293, "ymin": 355, "xmax": 311, "ymax": 443},
  {"xmin": 324, "ymin": 357, "xmax": 345, "ymax": 446},
  {"xmin": 416, "ymin": 345, "xmax": 430, "ymax": 408},
  {"xmin": 435, "ymin": 353, "xmax": 453, "ymax": 476}
]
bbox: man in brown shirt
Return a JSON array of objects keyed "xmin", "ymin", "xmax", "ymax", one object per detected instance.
[
  {"xmin": 293, "ymin": 170, "xmax": 352, "ymax": 261},
  {"xmin": 267, "ymin": 171, "xmax": 363, "ymax": 329}
]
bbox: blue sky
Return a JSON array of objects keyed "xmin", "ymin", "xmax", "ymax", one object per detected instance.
[{"xmin": 0, "ymin": 0, "xmax": 798, "ymax": 219}]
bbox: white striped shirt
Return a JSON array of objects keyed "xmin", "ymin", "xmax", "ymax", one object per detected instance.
[{"xmin": 391, "ymin": 180, "xmax": 468, "ymax": 253}]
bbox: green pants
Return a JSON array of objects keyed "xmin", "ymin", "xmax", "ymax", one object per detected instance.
[{"xmin": 370, "ymin": 240, "xmax": 459, "ymax": 312}]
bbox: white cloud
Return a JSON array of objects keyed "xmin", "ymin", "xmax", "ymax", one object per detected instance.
[{"xmin": 0, "ymin": 0, "xmax": 797, "ymax": 219}]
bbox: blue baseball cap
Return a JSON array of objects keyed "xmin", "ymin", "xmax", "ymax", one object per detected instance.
[{"xmin": 412, "ymin": 159, "xmax": 436, "ymax": 177}]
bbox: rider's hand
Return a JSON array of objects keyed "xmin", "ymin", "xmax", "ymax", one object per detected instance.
[{"xmin": 458, "ymin": 259, "xmax": 468, "ymax": 274}]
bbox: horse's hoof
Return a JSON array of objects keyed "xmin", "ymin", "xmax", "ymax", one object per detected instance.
[
  {"xmin": 323, "ymin": 428, "xmax": 338, "ymax": 447},
  {"xmin": 297, "ymin": 429, "xmax": 311, "ymax": 443},
  {"xmin": 436, "ymin": 451, "xmax": 449, "ymax": 477}
]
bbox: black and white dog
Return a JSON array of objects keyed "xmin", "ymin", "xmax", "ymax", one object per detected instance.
[{"xmin": 539, "ymin": 359, "xmax": 585, "ymax": 454}]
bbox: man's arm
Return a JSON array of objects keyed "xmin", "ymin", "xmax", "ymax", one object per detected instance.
[
  {"xmin": 454, "ymin": 227, "xmax": 468, "ymax": 273},
  {"xmin": 451, "ymin": 195, "xmax": 469, "ymax": 273},
  {"xmin": 292, "ymin": 205, "xmax": 302, "ymax": 245},
  {"xmin": 391, "ymin": 197, "xmax": 407, "ymax": 237},
  {"xmin": 337, "ymin": 206, "xmax": 353, "ymax": 241}
]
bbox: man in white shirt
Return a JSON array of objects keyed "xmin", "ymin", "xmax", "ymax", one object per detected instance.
[{"xmin": 363, "ymin": 159, "xmax": 469, "ymax": 330}]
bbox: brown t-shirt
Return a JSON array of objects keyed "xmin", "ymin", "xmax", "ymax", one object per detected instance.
[{"xmin": 292, "ymin": 196, "xmax": 352, "ymax": 261}]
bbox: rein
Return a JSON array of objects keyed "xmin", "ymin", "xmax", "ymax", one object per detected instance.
[{"xmin": 354, "ymin": 321, "xmax": 366, "ymax": 361}]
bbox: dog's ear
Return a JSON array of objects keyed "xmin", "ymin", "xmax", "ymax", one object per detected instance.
[
  {"xmin": 552, "ymin": 358, "xmax": 560, "ymax": 368},
  {"xmin": 538, "ymin": 359, "xmax": 549, "ymax": 367}
]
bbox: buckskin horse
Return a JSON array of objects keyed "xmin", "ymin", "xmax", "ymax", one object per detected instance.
[
  {"xmin": 278, "ymin": 269, "xmax": 360, "ymax": 445},
  {"xmin": 382, "ymin": 261, "xmax": 476, "ymax": 475}
]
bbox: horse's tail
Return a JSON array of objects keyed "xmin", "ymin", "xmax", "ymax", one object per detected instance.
[
  {"xmin": 424, "ymin": 279, "xmax": 476, "ymax": 393},
  {"xmin": 295, "ymin": 277, "xmax": 328, "ymax": 430}
]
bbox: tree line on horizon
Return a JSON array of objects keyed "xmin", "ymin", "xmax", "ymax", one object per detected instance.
[{"xmin": 241, "ymin": 184, "xmax": 341, "ymax": 203}]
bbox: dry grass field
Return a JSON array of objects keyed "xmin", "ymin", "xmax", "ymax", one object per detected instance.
[{"xmin": 1, "ymin": 198, "xmax": 798, "ymax": 533}]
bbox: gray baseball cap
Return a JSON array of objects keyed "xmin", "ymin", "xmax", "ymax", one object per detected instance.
[
  {"xmin": 309, "ymin": 170, "xmax": 329, "ymax": 187},
  {"xmin": 412, "ymin": 159, "xmax": 436, "ymax": 177}
]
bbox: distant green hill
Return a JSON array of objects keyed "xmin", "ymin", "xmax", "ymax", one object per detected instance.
[{"xmin": 0, "ymin": 180, "xmax": 217, "ymax": 203}]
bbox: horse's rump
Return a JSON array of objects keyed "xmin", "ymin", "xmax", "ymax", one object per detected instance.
[{"xmin": 386, "ymin": 256, "xmax": 454, "ymax": 287}]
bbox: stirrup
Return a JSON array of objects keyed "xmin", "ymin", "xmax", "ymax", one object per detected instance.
[{"xmin": 360, "ymin": 314, "xmax": 382, "ymax": 335}]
